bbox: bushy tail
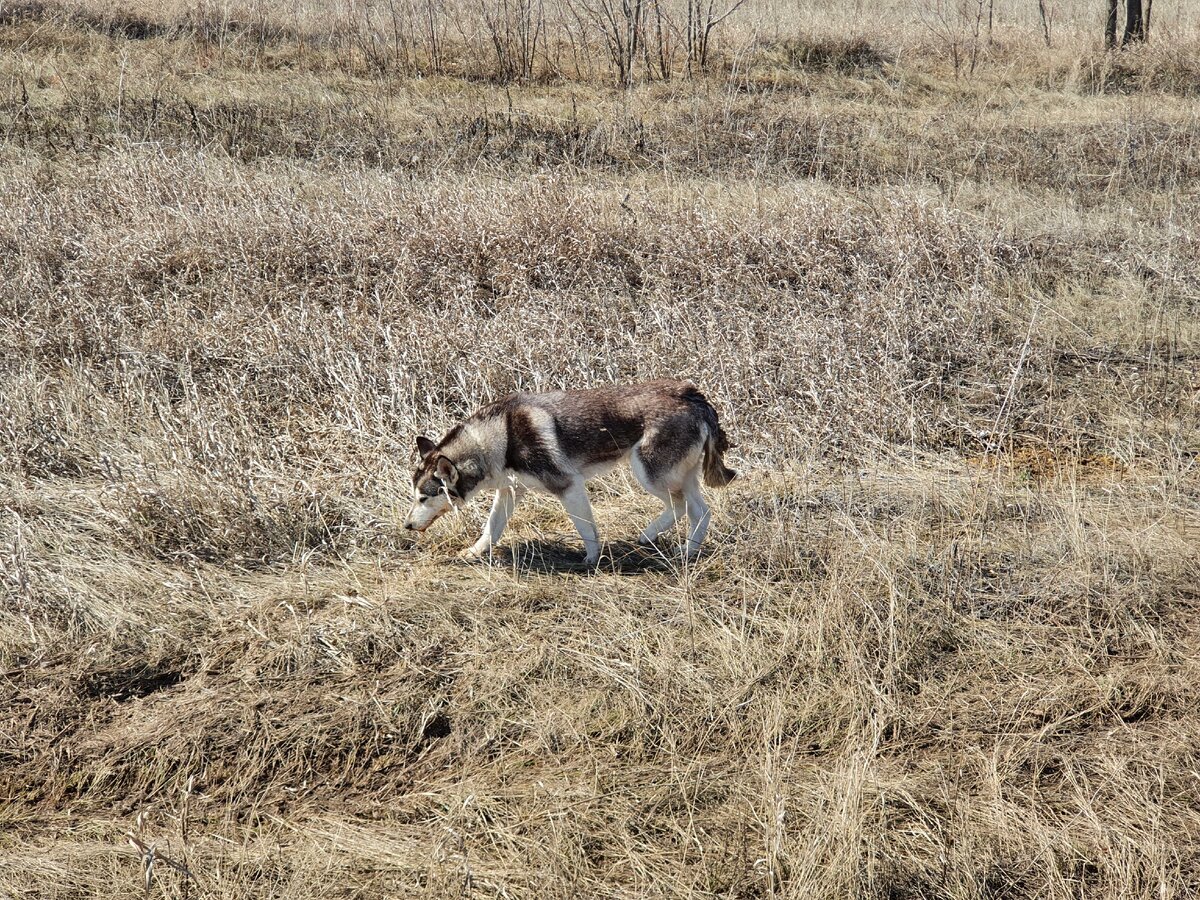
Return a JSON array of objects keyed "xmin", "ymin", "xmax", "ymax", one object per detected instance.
[{"xmin": 683, "ymin": 385, "xmax": 737, "ymax": 488}]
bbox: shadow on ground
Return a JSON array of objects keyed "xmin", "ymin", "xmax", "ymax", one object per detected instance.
[{"xmin": 461, "ymin": 539, "xmax": 685, "ymax": 575}]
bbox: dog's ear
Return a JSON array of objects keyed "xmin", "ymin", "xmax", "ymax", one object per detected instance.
[
  {"xmin": 434, "ymin": 456, "xmax": 459, "ymax": 487},
  {"xmin": 416, "ymin": 435, "xmax": 436, "ymax": 459}
]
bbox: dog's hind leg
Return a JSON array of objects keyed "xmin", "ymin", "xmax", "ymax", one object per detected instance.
[
  {"xmin": 637, "ymin": 491, "xmax": 685, "ymax": 545},
  {"xmin": 557, "ymin": 478, "xmax": 601, "ymax": 566},
  {"xmin": 630, "ymin": 443, "xmax": 690, "ymax": 548},
  {"xmin": 463, "ymin": 485, "xmax": 524, "ymax": 560},
  {"xmin": 680, "ymin": 472, "xmax": 711, "ymax": 557}
]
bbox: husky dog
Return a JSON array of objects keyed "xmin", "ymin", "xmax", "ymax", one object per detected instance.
[{"xmin": 404, "ymin": 380, "xmax": 736, "ymax": 564}]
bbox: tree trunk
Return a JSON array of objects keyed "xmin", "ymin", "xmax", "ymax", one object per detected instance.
[
  {"xmin": 1105, "ymin": 0, "xmax": 1119, "ymax": 48},
  {"xmin": 1123, "ymin": 0, "xmax": 1146, "ymax": 44}
]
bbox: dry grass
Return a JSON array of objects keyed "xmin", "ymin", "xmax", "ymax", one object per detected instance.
[{"xmin": 2, "ymin": 1, "xmax": 1199, "ymax": 897}]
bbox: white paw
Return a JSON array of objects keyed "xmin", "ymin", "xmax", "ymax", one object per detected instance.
[{"xmin": 458, "ymin": 545, "xmax": 489, "ymax": 562}]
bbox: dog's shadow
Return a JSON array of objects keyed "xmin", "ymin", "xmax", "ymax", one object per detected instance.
[{"xmin": 469, "ymin": 539, "xmax": 680, "ymax": 575}]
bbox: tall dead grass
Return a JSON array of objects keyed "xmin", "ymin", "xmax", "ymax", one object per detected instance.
[
  {"xmin": 2, "ymin": 3, "xmax": 1199, "ymax": 898},
  {"xmin": 0, "ymin": 155, "xmax": 1052, "ymax": 595}
]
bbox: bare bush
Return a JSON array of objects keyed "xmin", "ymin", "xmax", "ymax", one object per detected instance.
[
  {"xmin": 478, "ymin": 0, "xmax": 545, "ymax": 79},
  {"xmin": 921, "ymin": 0, "xmax": 991, "ymax": 77},
  {"xmin": 684, "ymin": 0, "xmax": 746, "ymax": 71}
]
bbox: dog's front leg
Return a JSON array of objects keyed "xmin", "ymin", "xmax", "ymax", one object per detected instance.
[
  {"xmin": 461, "ymin": 486, "xmax": 523, "ymax": 560},
  {"xmin": 558, "ymin": 479, "xmax": 601, "ymax": 566}
]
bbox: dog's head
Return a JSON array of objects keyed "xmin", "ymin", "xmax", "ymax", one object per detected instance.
[{"xmin": 403, "ymin": 435, "xmax": 462, "ymax": 532}]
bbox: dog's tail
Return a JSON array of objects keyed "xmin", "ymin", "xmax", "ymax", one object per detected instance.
[{"xmin": 683, "ymin": 385, "xmax": 737, "ymax": 487}]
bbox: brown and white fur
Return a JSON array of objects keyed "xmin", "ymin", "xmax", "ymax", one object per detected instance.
[{"xmin": 404, "ymin": 380, "xmax": 736, "ymax": 564}]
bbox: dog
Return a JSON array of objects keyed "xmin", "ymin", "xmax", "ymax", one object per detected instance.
[{"xmin": 403, "ymin": 380, "xmax": 736, "ymax": 564}]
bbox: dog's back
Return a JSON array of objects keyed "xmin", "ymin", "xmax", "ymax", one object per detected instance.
[{"xmin": 483, "ymin": 379, "xmax": 734, "ymax": 489}]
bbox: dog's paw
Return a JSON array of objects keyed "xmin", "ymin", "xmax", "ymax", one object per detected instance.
[{"xmin": 458, "ymin": 546, "xmax": 488, "ymax": 562}]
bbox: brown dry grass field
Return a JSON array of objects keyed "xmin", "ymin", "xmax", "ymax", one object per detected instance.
[{"xmin": 2, "ymin": 0, "xmax": 1199, "ymax": 896}]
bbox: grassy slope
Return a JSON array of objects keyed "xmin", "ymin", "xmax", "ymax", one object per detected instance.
[{"xmin": 1, "ymin": 5, "xmax": 1199, "ymax": 898}]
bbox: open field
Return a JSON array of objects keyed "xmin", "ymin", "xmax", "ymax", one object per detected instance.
[{"xmin": 2, "ymin": 1, "xmax": 1199, "ymax": 896}]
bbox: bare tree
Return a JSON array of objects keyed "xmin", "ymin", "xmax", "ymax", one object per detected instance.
[
  {"xmin": 1105, "ymin": 0, "xmax": 1119, "ymax": 47},
  {"xmin": 1123, "ymin": 0, "xmax": 1146, "ymax": 43},
  {"xmin": 647, "ymin": 0, "xmax": 676, "ymax": 79},
  {"xmin": 1036, "ymin": 0, "xmax": 1052, "ymax": 46},
  {"xmin": 1107, "ymin": 0, "xmax": 1151, "ymax": 47},
  {"xmin": 685, "ymin": 0, "xmax": 747, "ymax": 73},
  {"xmin": 479, "ymin": 0, "xmax": 545, "ymax": 80},
  {"xmin": 569, "ymin": 0, "xmax": 644, "ymax": 85},
  {"xmin": 422, "ymin": 0, "xmax": 444, "ymax": 73}
]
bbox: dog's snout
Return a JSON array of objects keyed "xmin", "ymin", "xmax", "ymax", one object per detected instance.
[{"xmin": 403, "ymin": 521, "xmax": 415, "ymax": 531}]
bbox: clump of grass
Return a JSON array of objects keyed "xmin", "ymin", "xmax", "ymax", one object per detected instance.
[
  {"xmin": 111, "ymin": 475, "xmax": 365, "ymax": 567},
  {"xmin": 1062, "ymin": 42, "xmax": 1200, "ymax": 95},
  {"xmin": 755, "ymin": 34, "xmax": 893, "ymax": 73}
]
